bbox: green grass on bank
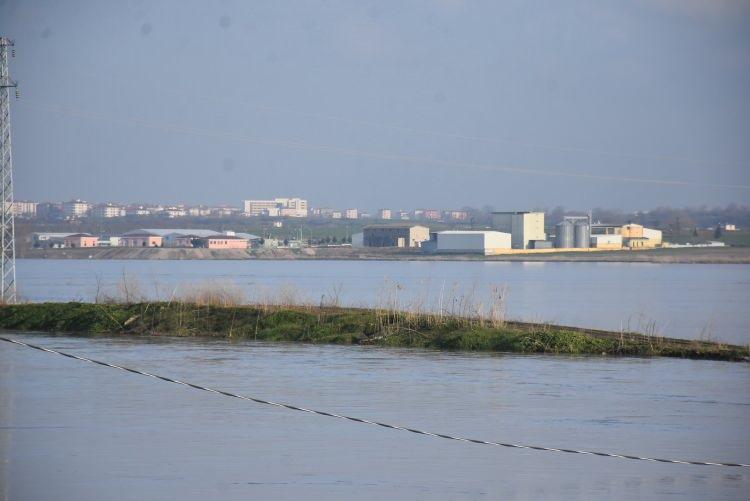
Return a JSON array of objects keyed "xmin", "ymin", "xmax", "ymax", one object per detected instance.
[{"xmin": 1, "ymin": 302, "xmax": 747, "ymax": 362}]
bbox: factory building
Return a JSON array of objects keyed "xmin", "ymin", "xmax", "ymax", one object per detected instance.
[
  {"xmin": 590, "ymin": 234, "xmax": 623, "ymax": 249},
  {"xmin": 128, "ymin": 229, "xmax": 260, "ymax": 248},
  {"xmin": 435, "ymin": 231, "xmax": 511, "ymax": 255},
  {"xmin": 194, "ymin": 235, "xmax": 249, "ymax": 249},
  {"xmin": 63, "ymin": 233, "xmax": 99, "ymax": 248},
  {"xmin": 32, "ymin": 232, "xmax": 76, "ymax": 248},
  {"xmin": 591, "ymin": 223, "xmax": 662, "ymax": 248},
  {"xmin": 363, "ymin": 224, "xmax": 430, "ymax": 248},
  {"xmin": 120, "ymin": 230, "xmax": 164, "ymax": 247},
  {"xmin": 491, "ymin": 211, "xmax": 546, "ymax": 249}
]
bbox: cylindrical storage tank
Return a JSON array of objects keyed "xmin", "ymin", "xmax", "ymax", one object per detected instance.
[
  {"xmin": 555, "ymin": 221, "xmax": 574, "ymax": 248},
  {"xmin": 574, "ymin": 222, "xmax": 590, "ymax": 248}
]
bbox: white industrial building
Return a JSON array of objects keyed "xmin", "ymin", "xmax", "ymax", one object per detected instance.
[
  {"xmin": 590, "ymin": 234, "xmax": 622, "ymax": 249},
  {"xmin": 243, "ymin": 198, "xmax": 308, "ymax": 217},
  {"xmin": 436, "ymin": 231, "xmax": 512, "ymax": 255},
  {"xmin": 491, "ymin": 211, "xmax": 546, "ymax": 249},
  {"xmin": 91, "ymin": 203, "xmax": 126, "ymax": 218},
  {"xmin": 62, "ymin": 200, "xmax": 90, "ymax": 218}
]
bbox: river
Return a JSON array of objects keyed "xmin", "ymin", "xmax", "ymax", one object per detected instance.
[
  {"xmin": 15, "ymin": 259, "xmax": 750, "ymax": 344},
  {"xmin": 1, "ymin": 334, "xmax": 748, "ymax": 500}
]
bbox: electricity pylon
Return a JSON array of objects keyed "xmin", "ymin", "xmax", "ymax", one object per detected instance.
[{"xmin": 0, "ymin": 37, "xmax": 18, "ymax": 304}]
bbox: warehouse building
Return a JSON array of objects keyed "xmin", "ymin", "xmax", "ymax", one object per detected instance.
[
  {"xmin": 63, "ymin": 233, "xmax": 99, "ymax": 248},
  {"xmin": 363, "ymin": 224, "xmax": 430, "ymax": 248},
  {"xmin": 120, "ymin": 230, "xmax": 164, "ymax": 247},
  {"xmin": 491, "ymin": 211, "xmax": 546, "ymax": 249},
  {"xmin": 590, "ymin": 234, "xmax": 623, "ymax": 249},
  {"xmin": 435, "ymin": 231, "xmax": 511, "ymax": 255},
  {"xmin": 125, "ymin": 229, "xmax": 260, "ymax": 248}
]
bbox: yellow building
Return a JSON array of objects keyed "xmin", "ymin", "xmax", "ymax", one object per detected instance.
[{"xmin": 620, "ymin": 224, "xmax": 644, "ymax": 238}]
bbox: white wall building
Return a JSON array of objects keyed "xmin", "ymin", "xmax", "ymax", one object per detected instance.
[
  {"xmin": 378, "ymin": 209, "xmax": 392, "ymax": 220},
  {"xmin": 91, "ymin": 204, "xmax": 126, "ymax": 218},
  {"xmin": 243, "ymin": 198, "xmax": 308, "ymax": 217},
  {"xmin": 491, "ymin": 211, "xmax": 546, "ymax": 249},
  {"xmin": 344, "ymin": 208, "xmax": 358, "ymax": 219},
  {"xmin": 62, "ymin": 200, "xmax": 90, "ymax": 218},
  {"xmin": 5, "ymin": 201, "xmax": 38, "ymax": 217},
  {"xmin": 590, "ymin": 234, "xmax": 623, "ymax": 249},
  {"xmin": 436, "ymin": 231, "xmax": 512, "ymax": 255},
  {"xmin": 642, "ymin": 227, "xmax": 663, "ymax": 245}
]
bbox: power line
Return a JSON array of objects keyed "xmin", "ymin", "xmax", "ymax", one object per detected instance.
[
  {"xmin": 21, "ymin": 101, "xmax": 750, "ymax": 192},
  {"xmin": 2, "ymin": 335, "xmax": 747, "ymax": 468}
]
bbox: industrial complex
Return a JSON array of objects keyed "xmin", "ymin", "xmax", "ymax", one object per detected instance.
[{"xmin": 352, "ymin": 211, "xmax": 664, "ymax": 255}]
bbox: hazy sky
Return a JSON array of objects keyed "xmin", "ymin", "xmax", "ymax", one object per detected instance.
[{"xmin": 1, "ymin": 0, "xmax": 749, "ymax": 210}]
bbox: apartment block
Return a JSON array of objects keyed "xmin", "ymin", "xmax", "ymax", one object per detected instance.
[{"xmin": 62, "ymin": 200, "xmax": 90, "ymax": 218}]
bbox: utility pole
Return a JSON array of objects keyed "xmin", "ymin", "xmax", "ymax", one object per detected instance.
[{"xmin": 0, "ymin": 37, "xmax": 18, "ymax": 304}]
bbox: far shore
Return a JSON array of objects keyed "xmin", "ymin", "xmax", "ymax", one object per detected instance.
[{"xmin": 18, "ymin": 245, "xmax": 750, "ymax": 264}]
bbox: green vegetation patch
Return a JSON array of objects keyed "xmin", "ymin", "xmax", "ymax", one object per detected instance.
[{"xmin": 1, "ymin": 302, "xmax": 748, "ymax": 362}]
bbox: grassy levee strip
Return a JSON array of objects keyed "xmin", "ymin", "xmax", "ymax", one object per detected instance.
[{"xmin": 0, "ymin": 302, "xmax": 747, "ymax": 361}]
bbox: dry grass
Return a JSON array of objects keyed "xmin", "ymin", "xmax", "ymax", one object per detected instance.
[{"xmin": 173, "ymin": 280, "xmax": 247, "ymax": 307}]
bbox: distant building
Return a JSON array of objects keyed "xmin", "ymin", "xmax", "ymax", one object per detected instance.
[
  {"xmin": 211, "ymin": 206, "xmax": 238, "ymax": 217},
  {"xmin": 188, "ymin": 206, "xmax": 212, "ymax": 217},
  {"xmin": 619, "ymin": 223, "xmax": 662, "ymax": 247},
  {"xmin": 62, "ymin": 199, "xmax": 90, "ymax": 218},
  {"xmin": 723, "ymin": 224, "xmax": 737, "ymax": 231},
  {"xmin": 313, "ymin": 207, "xmax": 336, "ymax": 218},
  {"xmin": 620, "ymin": 223, "xmax": 644, "ymax": 238},
  {"xmin": 161, "ymin": 207, "xmax": 187, "ymax": 218},
  {"xmin": 443, "ymin": 210, "xmax": 469, "ymax": 221},
  {"xmin": 331, "ymin": 211, "xmax": 342, "ymax": 219},
  {"xmin": 194, "ymin": 235, "xmax": 249, "ymax": 249},
  {"xmin": 32, "ymin": 232, "xmax": 76, "ymax": 248},
  {"xmin": 378, "ymin": 209, "xmax": 392, "ymax": 220},
  {"xmin": 435, "ymin": 231, "xmax": 511, "ymax": 255},
  {"xmin": 5, "ymin": 201, "xmax": 38, "ymax": 217},
  {"xmin": 590, "ymin": 234, "xmax": 623, "ymax": 249},
  {"xmin": 642, "ymin": 227, "xmax": 662, "ymax": 245},
  {"xmin": 64, "ymin": 233, "xmax": 99, "ymax": 248},
  {"xmin": 491, "ymin": 211, "xmax": 546, "ymax": 249},
  {"xmin": 97, "ymin": 236, "xmax": 121, "ymax": 247},
  {"xmin": 363, "ymin": 224, "xmax": 430, "ymax": 248},
  {"xmin": 125, "ymin": 206, "xmax": 152, "ymax": 217},
  {"xmin": 243, "ymin": 198, "xmax": 308, "ymax": 217},
  {"xmin": 120, "ymin": 230, "xmax": 163, "ymax": 247},
  {"xmin": 91, "ymin": 203, "xmax": 126, "ymax": 218},
  {"xmin": 416, "ymin": 209, "xmax": 440, "ymax": 221},
  {"xmin": 344, "ymin": 208, "xmax": 359, "ymax": 220}
]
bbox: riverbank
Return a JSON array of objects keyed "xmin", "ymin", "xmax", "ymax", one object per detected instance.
[
  {"xmin": 18, "ymin": 245, "xmax": 750, "ymax": 263},
  {"xmin": 1, "ymin": 303, "xmax": 747, "ymax": 361}
]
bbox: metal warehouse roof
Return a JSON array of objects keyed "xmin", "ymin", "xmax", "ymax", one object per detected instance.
[
  {"xmin": 140, "ymin": 228, "xmax": 221, "ymax": 238},
  {"xmin": 437, "ymin": 230, "xmax": 510, "ymax": 235}
]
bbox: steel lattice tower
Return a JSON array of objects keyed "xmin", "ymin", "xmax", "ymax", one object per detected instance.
[{"xmin": 0, "ymin": 37, "xmax": 17, "ymax": 304}]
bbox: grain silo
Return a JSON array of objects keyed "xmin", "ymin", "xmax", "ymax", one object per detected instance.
[
  {"xmin": 574, "ymin": 221, "xmax": 591, "ymax": 248},
  {"xmin": 555, "ymin": 220, "xmax": 575, "ymax": 248}
]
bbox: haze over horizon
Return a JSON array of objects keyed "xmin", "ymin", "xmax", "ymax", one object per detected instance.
[{"xmin": 1, "ymin": 0, "xmax": 749, "ymax": 211}]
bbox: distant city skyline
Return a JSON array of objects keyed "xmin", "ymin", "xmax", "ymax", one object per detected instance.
[{"xmin": 2, "ymin": 0, "xmax": 749, "ymax": 210}]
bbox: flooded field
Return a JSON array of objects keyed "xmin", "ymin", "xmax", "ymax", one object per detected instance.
[{"xmin": 1, "ymin": 334, "xmax": 748, "ymax": 500}]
